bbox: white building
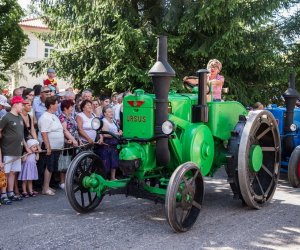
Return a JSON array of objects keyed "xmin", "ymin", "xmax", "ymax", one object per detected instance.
[{"xmin": 9, "ymin": 18, "xmax": 70, "ymax": 91}]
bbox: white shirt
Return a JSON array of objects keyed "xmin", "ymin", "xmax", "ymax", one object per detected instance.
[
  {"xmin": 38, "ymin": 111, "xmax": 64, "ymax": 149},
  {"xmin": 112, "ymin": 103, "xmax": 121, "ymax": 121},
  {"xmin": 102, "ymin": 118, "xmax": 119, "ymax": 134},
  {"xmin": 77, "ymin": 112, "xmax": 96, "ymax": 142}
]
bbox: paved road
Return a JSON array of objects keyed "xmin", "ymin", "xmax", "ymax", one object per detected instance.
[{"xmin": 1, "ymin": 170, "xmax": 299, "ymax": 250}]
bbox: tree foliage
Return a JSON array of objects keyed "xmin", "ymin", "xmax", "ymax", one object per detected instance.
[
  {"xmin": 0, "ymin": 0, "xmax": 29, "ymax": 81},
  {"xmin": 31, "ymin": 0, "xmax": 300, "ymax": 106}
]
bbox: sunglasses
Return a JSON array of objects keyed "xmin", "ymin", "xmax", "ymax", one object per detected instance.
[{"xmin": 42, "ymin": 90, "xmax": 51, "ymax": 93}]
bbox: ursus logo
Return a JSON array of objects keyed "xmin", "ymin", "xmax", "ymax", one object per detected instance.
[
  {"xmin": 126, "ymin": 116, "xmax": 146, "ymax": 122},
  {"xmin": 127, "ymin": 100, "xmax": 144, "ymax": 107}
]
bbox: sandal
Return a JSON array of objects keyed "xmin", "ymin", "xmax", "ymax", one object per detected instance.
[
  {"xmin": 42, "ymin": 189, "xmax": 55, "ymax": 196},
  {"xmin": 31, "ymin": 190, "xmax": 38, "ymax": 195},
  {"xmin": 1, "ymin": 197, "xmax": 12, "ymax": 205},
  {"xmin": 22, "ymin": 192, "xmax": 29, "ymax": 198},
  {"xmin": 8, "ymin": 194, "xmax": 23, "ymax": 201},
  {"xmin": 28, "ymin": 192, "xmax": 36, "ymax": 197}
]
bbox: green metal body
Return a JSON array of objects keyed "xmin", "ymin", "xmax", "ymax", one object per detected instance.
[
  {"xmin": 83, "ymin": 89, "xmax": 248, "ymax": 199},
  {"xmin": 123, "ymin": 89, "xmax": 154, "ymax": 139}
]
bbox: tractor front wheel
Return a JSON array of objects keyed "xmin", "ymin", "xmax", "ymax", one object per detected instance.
[
  {"xmin": 165, "ymin": 162, "xmax": 204, "ymax": 232},
  {"xmin": 288, "ymin": 146, "xmax": 300, "ymax": 188},
  {"xmin": 65, "ymin": 151, "xmax": 106, "ymax": 213}
]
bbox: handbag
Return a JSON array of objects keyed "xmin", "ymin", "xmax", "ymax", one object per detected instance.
[
  {"xmin": 0, "ymin": 169, "xmax": 7, "ymax": 188},
  {"xmin": 58, "ymin": 148, "xmax": 72, "ymax": 171}
]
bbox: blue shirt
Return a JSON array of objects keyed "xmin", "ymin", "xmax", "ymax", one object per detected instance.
[{"xmin": 32, "ymin": 97, "xmax": 46, "ymax": 121}]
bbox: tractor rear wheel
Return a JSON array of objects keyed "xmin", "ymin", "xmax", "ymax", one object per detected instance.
[
  {"xmin": 228, "ymin": 110, "xmax": 280, "ymax": 209},
  {"xmin": 288, "ymin": 146, "xmax": 300, "ymax": 188},
  {"xmin": 65, "ymin": 151, "xmax": 106, "ymax": 213},
  {"xmin": 165, "ymin": 162, "xmax": 204, "ymax": 232}
]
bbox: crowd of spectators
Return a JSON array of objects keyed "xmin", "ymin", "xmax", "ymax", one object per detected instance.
[{"xmin": 0, "ymin": 70, "xmax": 125, "ymax": 205}]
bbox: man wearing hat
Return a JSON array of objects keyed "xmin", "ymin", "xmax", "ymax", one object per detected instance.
[
  {"xmin": 43, "ymin": 68, "xmax": 59, "ymax": 94},
  {"xmin": 0, "ymin": 95, "xmax": 11, "ymax": 119},
  {"xmin": 0, "ymin": 96, "xmax": 26, "ymax": 204}
]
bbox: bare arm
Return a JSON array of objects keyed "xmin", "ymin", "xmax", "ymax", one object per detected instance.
[
  {"xmin": 62, "ymin": 122, "xmax": 78, "ymax": 146},
  {"xmin": 102, "ymin": 122, "xmax": 111, "ymax": 138},
  {"xmin": 29, "ymin": 118, "xmax": 41, "ymax": 151},
  {"xmin": 23, "ymin": 139, "xmax": 32, "ymax": 154},
  {"xmin": 41, "ymin": 132, "xmax": 51, "ymax": 155},
  {"xmin": 29, "ymin": 115, "xmax": 38, "ymax": 140},
  {"xmin": 95, "ymin": 106, "xmax": 102, "ymax": 117},
  {"xmin": 32, "ymin": 111, "xmax": 37, "ymax": 126}
]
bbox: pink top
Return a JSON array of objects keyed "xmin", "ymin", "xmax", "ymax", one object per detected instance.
[{"xmin": 210, "ymin": 74, "xmax": 224, "ymax": 100}]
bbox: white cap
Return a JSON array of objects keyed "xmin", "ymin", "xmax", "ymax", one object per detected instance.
[
  {"xmin": 0, "ymin": 95, "xmax": 11, "ymax": 107},
  {"xmin": 27, "ymin": 139, "xmax": 39, "ymax": 148}
]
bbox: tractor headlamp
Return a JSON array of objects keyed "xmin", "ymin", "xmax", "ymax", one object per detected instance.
[
  {"xmin": 162, "ymin": 120, "xmax": 175, "ymax": 135},
  {"xmin": 91, "ymin": 117, "xmax": 103, "ymax": 130},
  {"xmin": 290, "ymin": 123, "xmax": 297, "ymax": 132}
]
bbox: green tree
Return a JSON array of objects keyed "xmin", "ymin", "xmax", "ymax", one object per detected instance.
[
  {"xmin": 163, "ymin": 1, "xmax": 300, "ymax": 105},
  {"xmin": 31, "ymin": 0, "xmax": 299, "ymax": 105},
  {"xmin": 31, "ymin": 1, "xmax": 159, "ymax": 94},
  {"xmin": 0, "ymin": 0, "xmax": 29, "ymax": 81}
]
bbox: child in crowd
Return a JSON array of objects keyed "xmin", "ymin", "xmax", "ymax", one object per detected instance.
[
  {"xmin": 18, "ymin": 139, "xmax": 39, "ymax": 198},
  {"xmin": 43, "ymin": 68, "xmax": 59, "ymax": 94}
]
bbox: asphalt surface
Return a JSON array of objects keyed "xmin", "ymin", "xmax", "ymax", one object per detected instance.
[{"xmin": 1, "ymin": 170, "xmax": 299, "ymax": 250}]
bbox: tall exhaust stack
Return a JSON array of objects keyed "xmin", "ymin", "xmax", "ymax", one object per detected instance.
[
  {"xmin": 283, "ymin": 73, "xmax": 299, "ymax": 156},
  {"xmin": 192, "ymin": 69, "xmax": 209, "ymax": 123},
  {"xmin": 148, "ymin": 36, "xmax": 175, "ymax": 166}
]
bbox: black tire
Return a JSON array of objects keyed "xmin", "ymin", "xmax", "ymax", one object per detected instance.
[
  {"xmin": 288, "ymin": 146, "xmax": 300, "ymax": 188},
  {"xmin": 238, "ymin": 110, "xmax": 280, "ymax": 209},
  {"xmin": 65, "ymin": 151, "xmax": 106, "ymax": 213},
  {"xmin": 228, "ymin": 111, "xmax": 281, "ymax": 209},
  {"xmin": 165, "ymin": 162, "xmax": 204, "ymax": 232}
]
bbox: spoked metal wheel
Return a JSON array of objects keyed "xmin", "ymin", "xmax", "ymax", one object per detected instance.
[
  {"xmin": 165, "ymin": 162, "xmax": 204, "ymax": 232},
  {"xmin": 65, "ymin": 151, "xmax": 106, "ymax": 213},
  {"xmin": 288, "ymin": 146, "xmax": 300, "ymax": 188},
  {"xmin": 238, "ymin": 110, "xmax": 281, "ymax": 209}
]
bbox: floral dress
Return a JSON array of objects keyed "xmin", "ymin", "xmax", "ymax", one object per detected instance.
[
  {"xmin": 58, "ymin": 112, "xmax": 79, "ymax": 158},
  {"xmin": 59, "ymin": 112, "xmax": 79, "ymax": 139}
]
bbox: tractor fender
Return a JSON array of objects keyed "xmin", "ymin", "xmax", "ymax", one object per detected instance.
[{"xmin": 181, "ymin": 124, "xmax": 214, "ymax": 176}]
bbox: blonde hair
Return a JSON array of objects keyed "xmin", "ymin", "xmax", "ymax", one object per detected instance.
[{"xmin": 207, "ymin": 59, "xmax": 222, "ymax": 72}]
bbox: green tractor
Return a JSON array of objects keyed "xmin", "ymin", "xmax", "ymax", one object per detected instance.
[{"xmin": 65, "ymin": 36, "xmax": 281, "ymax": 232}]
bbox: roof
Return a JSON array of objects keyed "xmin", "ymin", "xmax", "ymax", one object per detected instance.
[{"xmin": 19, "ymin": 18, "xmax": 48, "ymax": 30}]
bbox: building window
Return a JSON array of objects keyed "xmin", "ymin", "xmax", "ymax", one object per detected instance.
[{"xmin": 44, "ymin": 42, "xmax": 54, "ymax": 58}]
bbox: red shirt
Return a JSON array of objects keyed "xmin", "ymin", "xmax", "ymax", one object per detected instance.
[{"xmin": 43, "ymin": 78, "xmax": 57, "ymax": 87}]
